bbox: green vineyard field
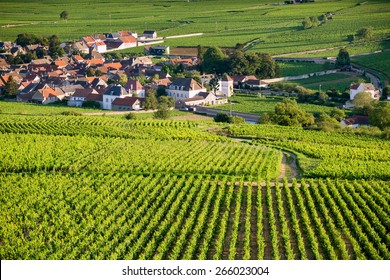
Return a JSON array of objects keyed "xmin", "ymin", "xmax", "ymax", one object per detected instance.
[{"xmin": 0, "ymin": 114, "xmax": 389, "ymax": 260}]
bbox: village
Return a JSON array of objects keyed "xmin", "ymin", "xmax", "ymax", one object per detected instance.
[
  {"xmin": 0, "ymin": 28, "xmax": 385, "ymax": 119},
  {"xmin": 0, "ymin": 29, "xmax": 273, "ymax": 111}
]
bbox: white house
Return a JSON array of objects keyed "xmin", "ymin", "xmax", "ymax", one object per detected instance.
[
  {"xmin": 116, "ymin": 36, "xmax": 137, "ymax": 49},
  {"xmin": 102, "ymin": 85, "xmax": 130, "ymax": 110},
  {"xmin": 141, "ymin": 30, "xmax": 157, "ymax": 39},
  {"xmin": 166, "ymin": 78, "xmax": 206, "ymax": 100},
  {"xmin": 67, "ymin": 88, "xmax": 99, "ymax": 107},
  {"xmin": 92, "ymin": 41, "xmax": 107, "ymax": 53},
  {"xmin": 350, "ymin": 83, "xmax": 380, "ymax": 100},
  {"xmin": 219, "ymin": 74, "xmax": 234, "ymax": 97}
]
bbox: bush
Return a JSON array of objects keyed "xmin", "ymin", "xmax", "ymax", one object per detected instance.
[
  {"xmin": 214, "ymin": 112, "xmax": 231, "ymax": 123},
  {"xmin": 229, "ymin": 116, "xmax": 246, "ymax": 124},
  {"xmin": 60, "ymin": 110, "xmax": 81, "ymax": 116},
  {"xmin": 125, "ymin": 113, "xmax": 137, "ymax": 120},
  {"xmin": 82, "ymin": 100, "xmax": 101, "ymax": 109}
]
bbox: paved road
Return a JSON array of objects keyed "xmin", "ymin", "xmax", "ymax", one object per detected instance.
[{"xmin": 194, "ymin": 106, "xmax": 260, "ymax": 123}]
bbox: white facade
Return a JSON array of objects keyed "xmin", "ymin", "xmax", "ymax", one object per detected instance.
[
  {"xmin": 219, "ymin": 79, "xmax": 234, "ymax": 97},
  {"xmin": 167, "ymin": 88, "xmax": 204, "ymax": 100},
  {"xmin": 350, "ymin": 83, "xmax": 379, "ymax": 100}
]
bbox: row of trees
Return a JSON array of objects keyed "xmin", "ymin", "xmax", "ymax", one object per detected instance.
[
  {"xmin": 302, "ymin": 13, "xmax": 331, "ymax": 29},
  {"xmin": 201, "ymin": 47, "xmax": 280, "ymax": 78}
]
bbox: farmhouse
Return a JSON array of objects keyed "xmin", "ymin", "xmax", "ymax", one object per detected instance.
[
  {"xmin": 166, "ymin": 78, "xmax": 206, "ymax": 100},
  {"xmin": 102, "ymin": 85, "xmax": 130, "ymax": 110},
  {"xmin": 111, "ymin": 96, "xmax": 144, "ymax": 111},
  {"xmin": 31, "ymin": 87, "xmax": 63, "ymax": 104},
  {"xmin": 67, "ymin": 88, "xmax": 99, "ymax": 107},
  {"xmin": 349, "ymin": 83, "xmax": 380, "ymax": 100},
  {"xmin": 141, "ymin": 30, "xmax": 157, "ymax": 40}
]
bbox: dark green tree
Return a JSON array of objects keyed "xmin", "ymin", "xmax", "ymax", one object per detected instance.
[
  {"xmin": 368, "ymin": 101, "xmax": 390, "ymax": 130},
  {"xmin": 202, "ymin": 46, "xmax": 226, "ymax": 74},
  {"xmin": 209, "ymin": 77, "xmax": 220, "ymax": 94},
  {"xmin": 154, "ymin": 103, "xmax": 171, "ymax": 119},
  {"xmin": 60, "ymin": 10, "xmax": 69, "ymax": 20},
  {"xmin": 4, "ymin": 76, "xmax": 18, "ymax": 98},
  {"xmin": 214, "ymin": 112, "xmax": 230, "ymax": 123},
  {"xmin": 356, "ymin": 27, "xmax": 373, "ymax": 40},
  {"xmin": 353, "ymin": 91, "xmax": 374, "ymax": 115},
  {"xmin": 143, "ymin": 88, "xmax": 158, "ymax": 110},
  {"xmin": 272, "ymin": 99, "xmax": 314, "ymax": 127},
  {"xmin": 48, "ymin": 35, "xmax": 64, "ymax": 59},
  {"xmin": 335, "ymin": 48, "xmax": 350, "ymax": 68},
  {"xmin": 302, "ymin": 17, "xmax": 313, "ymax": 29},
  {"xmin": 229, "ymin": 50, "xmax": 249, "ymax": 75},
  {"xmin": 158, "ymin": 95, "xmax": 174, "ymax": 107}
]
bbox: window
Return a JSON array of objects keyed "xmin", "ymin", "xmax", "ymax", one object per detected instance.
[{"xmin": 106, "ymin": 98, "xmax": 109, "ymax": 102}]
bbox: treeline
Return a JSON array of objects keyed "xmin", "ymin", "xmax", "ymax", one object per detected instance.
[
  {"xmin": 302, "ymin": 13, "xmax": 332, "ymax": 29},
  {"xmin": 2, "ymin": 33, "xmax": 65, "ymax": 65},
  {"xmin": 200, "ymin": 47, "xmax": 280, "ymax": 78}
]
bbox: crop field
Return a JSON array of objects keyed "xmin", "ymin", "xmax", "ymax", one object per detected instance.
[
  {"xmin": 1, "ymin": 0, "xmax": 389, "ymax": 55},
  {"xmin": 0, "ymin": 114, "xmax": 389, "ymax": 260},
  {"xmin": 228, "ymin": 124, "xmax": 390, "ymax": 180},
  {"xmin": 216, "ymin": 94, "xmax": 334, "ymax": 115},
  {"xmin": 0, "ymin": 100, "xmax": 106, "ymax": 115},
  {"xmin": 351, "ymin": 50, "xmax": 390, "ymax": 83},
  {"xmin": 278, "ymin": 62, "xmax": 333, "ymax": 77},
  {"xmin": 285, "ymin": 72, "xmax": 369, "ymax": 92}
]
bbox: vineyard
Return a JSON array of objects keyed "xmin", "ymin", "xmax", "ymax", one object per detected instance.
[
  {"xmin": 0, "ymin": 114, "xmax": 389, "ymax": 260},
  {"xmin": 1, "ymin": 173, "xmax": 389, "ymax": 260},
  {"xmin": 229, "ymin": 124, "xmax": 390, "ymax": 180}
]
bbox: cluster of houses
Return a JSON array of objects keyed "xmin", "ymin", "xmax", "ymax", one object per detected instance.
[
  {"xmin": 72, "ymin": 30, "xmax": 159, "ymax": 54},
  {"xmin": 0, "ymin": 45, "xmax": 253, "ymax": 110}
]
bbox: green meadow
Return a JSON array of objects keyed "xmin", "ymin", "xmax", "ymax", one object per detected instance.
[{"xmin": 1, "ymin": 0, "xmax": 389, "ymax": 55}]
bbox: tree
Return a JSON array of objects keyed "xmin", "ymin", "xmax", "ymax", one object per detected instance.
[
  {"xmin": 356, "ymin": 26, "xmax": 373, "ymax": 40},
  {"xmin": 369, "ymin": 102, "xmax": 390, "ymax": 130},
  {"xmin": 60, "ymin": 10, "xmax": 69, "ymax": 20},
  {"xmin": 86, "ymin": 67, "xmax": 96, "ymax": 77},
  {"xmin": 154, "ymin": 103, "xmax": 171, "ymax": 119},
  {"xmin": 229, "ymin": 116, "xmax": 246, "ymax": 124},
  {"xmin": 382, "ymin": 86, "xmax": 390, "ymax": 100},
  {"xmin": 202, "ymin": 46, "xmax": 226, "ymax": 74},
  {"xmin": 302, "ymin": 17, "xmax": 313, "ymax": 29},
  {"xmin": 272, "ymin": 99, "xmax": 314, "ymax": 127},
  {"xmin": 48, "ymin": 35, "xmax": 64, "ymax": 59},
  {"xmin": 214, "ymin": 112, "xmax": 230, "ymax": 123},
  {"xmin": 335, "ymin": 48, "xmax": 350, "ymax": 68},
  {"xmin": 118, "ymin": 74, "xmax": 128, "ymax": 86},
  {"xmin": 158, "ymin": 96, "xmax": 174, "ymax": 107},
  {"xmin": 4, "ymin": 76, "xmax": 18, "ymax": 98},
  {"xmin": 229, "ymin": 50, "xmax": 249, "ymax": 75},
  {"xmin": 15, "ymin": 33, "xmax": 48, "ymax": 47},
  {"xmin": 209, "ymin": 77, "xmax": 220, "ymax": 95},
  {"xmin": 353, "ymin": 91, "xmax": 374, "ymax": 115},
  {"xmin": 143, "ymin": 89, "xmax": 158, "ymax": 110},
  {"xmin": 329, "ymin": 107, "xmax": 346, "ymax": 121}
]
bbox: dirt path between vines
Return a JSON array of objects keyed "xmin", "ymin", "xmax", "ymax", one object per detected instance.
[{"xmin": 230, "ymin": 138, "xmax": 299, "ymax": 185}]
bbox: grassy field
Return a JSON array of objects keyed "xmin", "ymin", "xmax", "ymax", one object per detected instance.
[
  {"xmin": 278, "ymin": 62, "xmax": 334, "ymax": 77},
  {"xmin": 215, "ymin": 94, "xmax": 333, "ymax": 115},
  {"xmin": 286, "ymin": 72, "xmax": 369, "ymax": 92},
  {"xmin": 1, "ymin": 0, "xmax": 389, "ymax": 56},
  {"xmin": 0, "ymin": 101, "xmax": 106, "ymax": 115},
  {"xmin": 351, "ymin": 50, "xmax": 390, "ymax": 84}
]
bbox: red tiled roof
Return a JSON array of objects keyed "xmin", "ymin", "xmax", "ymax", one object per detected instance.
[
  {"xmin": 119, "ymin": 36, "xmax": 137, "ymax": 43},
  {"xmin": 38, "ymin": 88, "xmax": 60, "ymax": 98},
  {"xmin": 112, "ymin": 96, "xmax": 142, "ymax": 106}
]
